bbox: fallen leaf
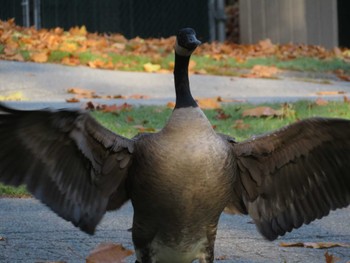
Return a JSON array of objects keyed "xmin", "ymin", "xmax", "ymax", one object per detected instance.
[
  {"xmin": 85, "ymin": 101, "xmax": 97, "ymax": 110},
  {"xmin": 233, "ymin": 119, "xmax": 250, "ymax": 130},
  {"xmin": 167, "ymin": 101, "xmax": 176, "ymax": 109},
  {"xmin": 196, "ymin": 97, "xmax": 221, "ymax": 109},
  {"xmin": 67, "ymin": 87, "xmax": 95, "ymax": 99},
  {"xmin": 215, "ymin": 109, "xmax": 231, "ymax": 120},
  {"xmin": 143, "ymin": 62, "xmax": 161, "ymax": 72},
  {"xmin": 31, "ymin": 51, "xmax": 49, "ymax": 63},
  {"xmin": 315, "ymin": 97, "xmax": 329, "ymax": 106},
  {"xmin": 324, "ymin": 251, "xmax": 340, "ymax": 263},
  {"xmin": 0, "ymin": 91, "xmax": 26, "ymax": 101},
  {"xmin": 215, "ymin": 255, "xmax": 229, "ymax": 260},
  {"xmin": 128, "ymin": 94, "xmax": 150, "ymax": 99},
  {"xmin": 316, "ymin": 91, "xmax": 345, "ymax": 96},
  {"xmin": 241, "ymin": 65, "xmax": 280, "ymax": 78},
  {"xmin": 113, "ymin": 95, "xmax": 127, "ymax": 99},
  {"xmin": 125, "ymin": 116, "xmax": 134, "ymax": 123},
  {"xmin": 279, "ymin": 242, "xmax": 350, "ymax": 249},
  {"xmin": 133, "ymin": 125, "xmax": 156, "ymax": 133},
  {"xmin": 61, "ymin": 56, "xmax": 80, "ymax": 66},
  {"xmin": 242, "ymin": 106, "xmax": 281, "ymax": 118},
  {"xmin": 86, "ymin": 243, "xmax": 133, "ymax": 263},
  {"xmin": 0, "ymin": 236, "xmax": 5, "ymax": 241},
  {"xmin": 66, "ymin": 97, "xmax": 80, "ymax": 103}
]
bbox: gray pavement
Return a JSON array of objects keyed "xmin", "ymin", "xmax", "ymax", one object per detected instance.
[
  {"xmin": 0, "ymin": 60, "xmax": 350, "ymax": 262},
  {"xmin": 1, "ymin": 60, "xmax": 350, "ymax": 110},
  {"xmin": 0, "ymin": 199, "xmax": 349, "ymax": 263}
]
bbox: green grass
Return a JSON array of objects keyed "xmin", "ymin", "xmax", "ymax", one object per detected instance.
[
  {"xmin": 49, "ymin": 50, "xmax": 71, "ymax": 62},
  {"xmin": 2, "ymin": 100, "xmax": 350, "ymax": 197}
]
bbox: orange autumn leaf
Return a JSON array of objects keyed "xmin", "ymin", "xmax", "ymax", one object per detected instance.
[
  {"xmin": 242, "ymin": 106, "xmax": 281, "ymax": 118},
  {"xmin": 61, "ymin": 56, "xmax": 80, "ymax": 66},
  {"xmin": 241, "ymin": 65, "xmax": 280, "ymax": 78},
  {"xmin": 167, "ymin": 101, "xmax": 176, "ymax": 109},
  {"xmin": 316, "ymin": 90, "xmax": 345, "ymax": 96},
  {"xmin": 196, "ymin": 98, "xmax": 221, "ymax": 109},
  {"xmin": 86, "ymin": 243, "xmax": 134, "ymax": 263},
  {"xmin": 128, "ymin": 94, "xmax": 150, "ymax": 99},
  {"xmin": 31, "ymin": 51, "xmax": 49, "ymax": 63}
]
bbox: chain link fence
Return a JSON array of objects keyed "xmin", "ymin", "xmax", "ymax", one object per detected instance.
[{"xmin": 1, "ymin": 0, "xmax": 240, "ymax": 43}]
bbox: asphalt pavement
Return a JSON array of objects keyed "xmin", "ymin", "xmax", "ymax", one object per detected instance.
[{"xmin": 0, "ymin": 60, "xmax": 350, "ymax": 262}]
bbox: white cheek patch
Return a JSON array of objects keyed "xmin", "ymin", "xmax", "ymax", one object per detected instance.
[{"xmin": 174, "ymin": 39, "xmax": 193, "ymax": 57}]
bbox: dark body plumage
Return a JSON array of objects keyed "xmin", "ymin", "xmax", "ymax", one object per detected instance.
[{"xmin": 0, "ymin": 28, "xmax": 349, "ymax": 263}]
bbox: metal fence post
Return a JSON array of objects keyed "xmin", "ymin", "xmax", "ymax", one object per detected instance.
[
  {"xmin": 33, "ymin": 0, "xmax": 41, "ymax": 29},
  {"xmin": 22, "ymin": 0, "xmax": 30, "ymax": 27}
]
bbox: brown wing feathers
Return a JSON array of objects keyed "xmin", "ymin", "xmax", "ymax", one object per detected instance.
[
  {"xmin": 234, "ymin": 118, "xmax": 350, "ymax": 240},
  {"xmin": 0, "ymin": 104, "xmax": 133, "ymax": 234}
]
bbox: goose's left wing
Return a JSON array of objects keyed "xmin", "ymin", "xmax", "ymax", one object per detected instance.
[{"xmin": 228, "ymin": 117, "xmax": 350, "ymax": 240}]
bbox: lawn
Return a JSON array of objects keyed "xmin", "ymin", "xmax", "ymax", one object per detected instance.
[{"xmin": 1, "ymin": 100, "xmax": 350, "ymax": 197}]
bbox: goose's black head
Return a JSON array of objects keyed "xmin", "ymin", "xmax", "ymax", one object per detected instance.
[{"xmin": 175, "ymin": 28, "xmax": 201, "ymax": 56}]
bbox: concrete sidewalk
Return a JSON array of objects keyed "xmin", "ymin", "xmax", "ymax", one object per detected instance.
[
  {"xmin": 0, "ymin": 199, "xmax": 349, "ymax": 263},
  {"xmin": 1, "ymin": 60, "xmax": 350, "ymax": 110}
]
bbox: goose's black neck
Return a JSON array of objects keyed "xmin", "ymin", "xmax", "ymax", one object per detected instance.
[{"xmin": 174, "ymin": 53, "xmax": 198, "ymax": 109}]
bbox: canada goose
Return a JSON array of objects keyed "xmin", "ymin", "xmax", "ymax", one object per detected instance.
[{"xmin": 0, "ymin": 28, "xmax": 350, "ymax": 263}]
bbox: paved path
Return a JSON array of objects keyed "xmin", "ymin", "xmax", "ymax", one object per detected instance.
[
  {"xmin": 0, "ymin": 199, "xmax": 349, "ymax": 263},
  {"xmin": 1, "ymin": 60, "xmax": 350, "ymax": 110},
  {"xmin": 0, "ymin": 61, "xmax": 350, "ymax": 262}
]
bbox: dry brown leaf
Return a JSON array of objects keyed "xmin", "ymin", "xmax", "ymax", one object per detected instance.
[
  {"xmin": 67, "ymin": 87, "xmax": 95, "ymax": 98},
  {"xmin": 242, "ymin": 106, "xmax": 281, "ymax": 118},
  {"xmin": 241, "ymin": 65, "xmax": 280, "ymax": 78},
  {"xmin": 61, "ymin": 56, "xmax": 80, "ymax": 66},
  {"xmin": 279, "ymin": 241, "xmax": 350, "ymax": 249},
  {"xmin": 196, "ymin": 98, "xmax": 221, "ymax": 109},
  {"xmin": 324, "ymin": 251, "xmax": 341, "ymax": 263},
  {"xmin": 31, "ymin": 51, "xmax": 49, "ymax": 63},
  {"xmin": 233, "ymin": 119, "xmax": 250, "ymax": 130},
  {"xmin": 66, "ymin": 97, "xmax": 80, "ymax": 103},
  {"xmin": 315, "ymin": 97, "xmax": 329, "ymax": 106},
  {"xmin": 215, "ymin": 109, "xmax": 231, "ymax": 120},
  {"xmin": 86, "ymin": 243, "xmax": 133, "ymax": 263},
  {"xmin": 99, "ymin": 103, "xmax": 132, "ymax": 113},
  {"xmin": 316, "ymin": 91, "xmax": 345, "ymax": 96},
  {"xmin": 0, "ymin": 236, "xmax": 5, "ymax": 241},
  {"xmin": 128, "ymin": 94, "xmax": 150, "ymax": 99},
  {"xmin": 125, "ymin": 116, "xmax": 134, "ymax": 123}
]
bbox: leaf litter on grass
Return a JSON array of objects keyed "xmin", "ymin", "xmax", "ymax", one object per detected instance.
[{"xmin": 2, "ymin": 19, "xmax": 350, "ymax": 76}]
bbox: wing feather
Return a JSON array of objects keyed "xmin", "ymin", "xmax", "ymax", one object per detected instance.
[
  {"xmin": 0, "ymin": 104, "xmax": 134, "ymax": 234},
  {"xmin": 230, "ymin": 117, "xmax": 350, "ymax": 240}
]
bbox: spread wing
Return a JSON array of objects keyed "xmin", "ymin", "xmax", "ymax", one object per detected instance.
[
  {"xmin": 230, "ymin": 117, "xmax": 350, "ymax": 240},
  {"xmin": 0, "ymin": 104, "xmax": 134, "ymax": 234}
]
